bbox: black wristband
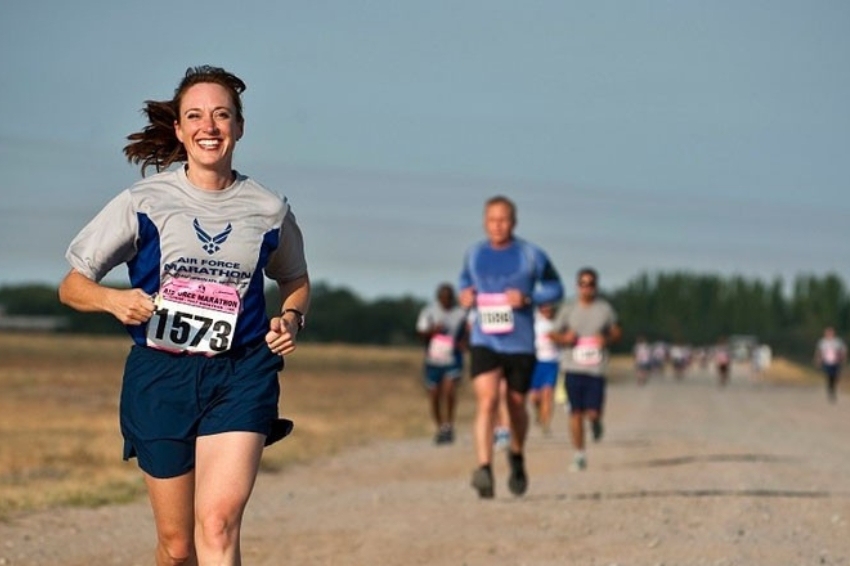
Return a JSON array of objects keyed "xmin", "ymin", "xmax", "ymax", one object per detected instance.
[{"xmin": 281, "ymin": 308, "xmax": 306, "ymax": 330}]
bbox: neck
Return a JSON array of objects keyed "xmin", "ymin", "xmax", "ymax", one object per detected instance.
[
  {"xmin": 489, "ymin": 236, "xmax": 514, "ymax": 250},
  {"xmin": 185, "ymin": 165, "xmax": 235, "ymax": 191}
]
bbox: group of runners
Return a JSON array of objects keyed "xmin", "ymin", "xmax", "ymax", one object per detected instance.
[
  {"xmin": 415, "ymin": 196, "xmax": 621, "ymax": 498},
  {"xmin": 57, "ymin": 63, "xmax": 847, "ymax": 564},
  {"xmin": 634, "ymin": 331, "xmax": 845, "ymax": 398}
]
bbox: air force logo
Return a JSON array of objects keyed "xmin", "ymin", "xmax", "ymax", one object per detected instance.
[{"xmin": 193, "ymin": 219, "xmax": 233, "ymax": 254}]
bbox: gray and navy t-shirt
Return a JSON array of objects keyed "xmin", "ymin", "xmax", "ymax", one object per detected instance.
[
  {"xmin": 553, "ymin": 299, "xmax": 618, "ymax": 377},
  {"xmin": 65, "ymin": 167, "xmax": 307, "ymax": 348}
]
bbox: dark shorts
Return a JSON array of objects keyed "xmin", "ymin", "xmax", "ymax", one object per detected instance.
[
  {"xmin": 823, "ymin": 363, "xmax": 841, "ymax": 380},
  {"xmin": 423, "ymin": 354, "xmax": 463, "ymax": 390},
  {"xmin": 565, "ymin": 372, "xmax": 606, "ymax": 413},
  {"xmin": 120, "ymin": 339, "xmax": 283, "ymax": 479},
  {"xmin": 530, "ymin": 360, "xmax": 559, "ymax": 391},
  {"xmin": 470, "ymin": 346, "xmax": 536, "ymax": 394}
]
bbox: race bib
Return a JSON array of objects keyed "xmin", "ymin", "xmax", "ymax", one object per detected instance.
[
  {"xmin": 823, "ymin": 348, "xmax": 838, "ymax": 365},
  {"xmin": 147, "ymin": 279, "xmax": 240, "ymax": 355},
  {"xmin": 427, "ymin": 333, "xmax": 456, "ymax": 366},
  {"xmin": 477, "ymin": 293, "xmax": 514, "ymax": 334},
  {"xmin": 572, "ymin": 336, "xmax": 603, "ymax": 367}
]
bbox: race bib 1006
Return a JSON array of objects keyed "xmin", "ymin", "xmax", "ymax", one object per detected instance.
[
  {"xmin": 477, "ymin": 293, "xmax": 514, "ymax": 334},
  {"xmin": 146, "ymin": 279, "xmax": 241, "ymax": 355}
]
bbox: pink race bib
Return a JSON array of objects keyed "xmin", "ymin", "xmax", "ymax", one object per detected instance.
[
  {"xmin": 477, "ymin": 293, "xmax": 514, "ymax": 334},
  {"xmin": 146, "ymin": 278, "xmax": 241, "ymax": 355}
]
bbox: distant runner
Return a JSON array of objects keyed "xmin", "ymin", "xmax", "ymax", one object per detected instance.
[
  {"xmin": 416, "ymin": 283, "xmax": 469, "ymax": 444},
  {"xmin": 528, "ymin": 303, "xmax": 561, "ymax": 435},
  {"xmin": 714, "ymin": 337, "xmax": 731, "ymax": 387},
  {"xmin": 814, "ymin": 327, "xmax": 847, "ymax": 403},
  {"xmin": 551, "ymin": 268, "xmax": 621, "ymax": 472},
  {"xmin": 632, "ymin": 335, "xmax": 652, "ymax": 385}
]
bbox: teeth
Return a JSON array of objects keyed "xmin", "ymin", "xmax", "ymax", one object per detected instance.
[{"xmin": 198, "ymin": 140, "xmax": 220, "ymax": 148}]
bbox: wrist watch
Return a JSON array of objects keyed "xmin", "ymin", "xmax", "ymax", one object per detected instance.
[{"xmin": 281, "ymin": 308, "xmax": 306, "ymax": 330}]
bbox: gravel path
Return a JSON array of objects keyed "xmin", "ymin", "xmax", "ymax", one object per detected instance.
[{"xmin": 2, "ymin": 366, "xmax": 848, "ymax": 565}]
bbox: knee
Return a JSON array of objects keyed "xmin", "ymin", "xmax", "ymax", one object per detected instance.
[
  {"xmin": 157, "ymin": 532, "xmax": 195, "ymax": 566},
  {"xmin": 196, "ymin": 512, "xmax": 239, "ymax": 552}
]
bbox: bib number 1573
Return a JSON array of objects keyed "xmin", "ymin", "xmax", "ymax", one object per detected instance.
[{"xmin": 146, "ymin": 279, "xmax": 240, "ymax": 356}]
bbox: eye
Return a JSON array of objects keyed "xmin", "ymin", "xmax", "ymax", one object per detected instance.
[
  {"xmin": 185, "ymin": 111, "xmax": 201, "ymax": 120},
  {"xmin": 214, "ymin": 110, "xmax": 232, "ymax": 120}
]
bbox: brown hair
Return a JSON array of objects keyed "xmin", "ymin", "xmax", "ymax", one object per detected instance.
[
  {"xmin": 484, "ymin": 195, "xmax": 517, "ymax": 223},
  {"xmin": 123, "ymin": 65, "xmax": 246, "ymax": 175}
]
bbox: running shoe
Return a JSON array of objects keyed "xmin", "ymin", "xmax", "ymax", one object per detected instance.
[
  {"xmin": 507, "ymin": 452, "xmax": 528, "ymax": 496},
  {"xmin": 471, "ymin": 466, "xmax": 495, "ymax": 499},
  {"xmin": 591, "ymin": 419, "xmax": 604, "ymax": 442},
  {"xmin": 570, "ymin": 453, "xmax": 587, "ymax": 472},
  {"xmin": 434, "ymin": 424, "xmax": 454, "ymax": 445}
]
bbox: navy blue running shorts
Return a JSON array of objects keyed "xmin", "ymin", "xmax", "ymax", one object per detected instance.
[
  {"xmin": 470, "ymin": 346, "xmax": 536, "ymax": 394},
  {"xmin": 120, "ymin": 338, "xmax": 283, "ymax": 479},
  {"xmin": 423, "ymin": 353, "xmax": 463, "ymax": 390},
  {"xmin": 565, "ymin": 372, "xmax": 606, "ymax": 413}
]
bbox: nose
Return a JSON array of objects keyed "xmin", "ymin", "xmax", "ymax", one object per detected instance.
[{"xmin": 200, "ymin": 114, "xmax": 219, "ymax": 133}]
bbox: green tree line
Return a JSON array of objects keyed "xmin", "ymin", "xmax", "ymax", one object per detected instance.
[{"xmin": 1, "ymin": 272, "xmax": 847, "ymax": 361}]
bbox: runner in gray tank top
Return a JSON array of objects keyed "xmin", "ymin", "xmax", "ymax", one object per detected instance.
[{"xmin": 59, "ymin": 66, "xmax": 310, "ymax": 566}]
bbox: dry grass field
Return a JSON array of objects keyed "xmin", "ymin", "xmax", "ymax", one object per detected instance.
[
  {"xmin": 0, "ymin": 333, "xmax": 456, "ymax": 518},
  {"xmin": 0, "ymin": 332, "xmax": 825, "ymax": 520}
]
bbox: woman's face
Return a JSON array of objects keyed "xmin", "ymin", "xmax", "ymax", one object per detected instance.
[{"xmin": 174, "ymin": 82, "xmax": 243, "ymax": 175}]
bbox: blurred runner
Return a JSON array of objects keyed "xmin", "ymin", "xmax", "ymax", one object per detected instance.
[
  {"xmin": 714, "ymin": 336, "xmax": 731, "ymax": 387},
  {"xmin": 416, "ymin": 283, "xmax": 469, "ymax": 444},
  {"xmin": 814, "ymin": 327, "xmax": 847, "ymax": 403},
  {"xmin": 528, "ymin": 302, "xmax": 561, "ymax": 435},
  {"xmin": 459, "ymin": 195, "xmax": 564, "ymax": 498},
  {"xmin": 632, "ymin": 335, "xmax": 652, "ymax": 385},
  {"xmin": 551, "ymin": 268, "xmax": 621, "ymax": 472}
]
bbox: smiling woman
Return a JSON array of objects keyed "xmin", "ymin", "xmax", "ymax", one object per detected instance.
[{"xmin": 56, "ymin": 65, "xmax": 311, "ymax": 566}]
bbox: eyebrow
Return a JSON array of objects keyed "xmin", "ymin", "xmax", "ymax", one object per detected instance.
[{"xmin": 182, "ymin": 106, "xmax": 234, "ymax": 115}]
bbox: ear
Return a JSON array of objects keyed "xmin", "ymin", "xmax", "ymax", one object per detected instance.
[
  {"xmin": 174, "ymin": 119, "xmax": 185, "ymax": 144},
  {"xmin": 235, "ymin": 119, "xmax": 244, "ymax": 142}
]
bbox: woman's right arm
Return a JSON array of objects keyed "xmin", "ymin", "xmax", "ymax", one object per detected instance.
[{"xmin": 58, "ymin": 269, "xmax": 155, "ymax": 326}]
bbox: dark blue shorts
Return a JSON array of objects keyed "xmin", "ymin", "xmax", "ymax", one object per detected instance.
[
  {"xmin": 120, "ymin": 339, "xmax": 283, "ymax": 479},
  {"xmin": 423, "ymin": 354, "xmax": 463, "ymax": 390},
  {"xmin": 530, "ymin": 360, "xmax": 559, "ymax": 391},
  {"xmin": 565, "ymin": 372, "xmax": 606, "ymax": 413}
]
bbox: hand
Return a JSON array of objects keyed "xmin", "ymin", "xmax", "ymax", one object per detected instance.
[
  {"xmin": 266, "ymin": 315, "xmax": 298, "ymax": 356},
  {"xmin": 551, "ymin": 330, "xmax": 577, "ymax": 346},
  {"xmin": 107, "ymin": 288, "xmax": 155, "ymax": 326},
  {"xmin": 504, "ymin": 288, "xmax": 526, "ymax": 309},
  {"xmin": 459, "ymin": 287, "xmax": 476, "ymax": 309}
]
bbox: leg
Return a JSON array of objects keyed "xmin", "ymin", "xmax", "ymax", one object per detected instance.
[
  {"xmin": 442, "ymin": 376, "xmax": 458, "ymax": 427},
  {"xmin": 144, "ymin": 471, "xmax": 197, "ymax": 566},
  {"xmin": 470, "ymin": 369, "xmax": 501, "ymax": 498},
  {"xmin": 538, "ymin": 385, "xmax": 554, "ymax": 433},
  {"xmin": 194, "ymin": 432, "xmax": 265, "ymax": 565},
  {"xmin": 428, "ymin": 383, "xmax": 443, "ymax": 429},
  {"xmin": 472, "ymin": 369, "xmax": 501, "ymax": 466},
  {"xmin": 569, "ymin": 410, "xmax": 585, "ymax": 451},
  {"xmin": 505, "ymin": 387, "xmax": 529, "ymax": 455}
]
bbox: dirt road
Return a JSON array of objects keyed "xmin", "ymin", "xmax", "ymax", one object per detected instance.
[{"xmin": 2, "ymin": 366, "xmax": 848, "ymax": 565}]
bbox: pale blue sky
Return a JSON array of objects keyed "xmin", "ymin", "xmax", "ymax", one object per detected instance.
[{"xmin": 1, "ymin": 1, "xmax": 848, "ymax": 300}]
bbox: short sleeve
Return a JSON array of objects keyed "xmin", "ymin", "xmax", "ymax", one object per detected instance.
[
  {"xmin": 65, "ymin": 190, "xmax": 139, "ymax": 282},
  {"xmin": 265, "ymin": 209, "xmax": 308, "ymax": 283}
]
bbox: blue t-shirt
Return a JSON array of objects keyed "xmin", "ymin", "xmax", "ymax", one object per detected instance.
[{"xmin": 459, "ymin": 238, "xmax": 563, "ymax": 354}]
